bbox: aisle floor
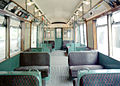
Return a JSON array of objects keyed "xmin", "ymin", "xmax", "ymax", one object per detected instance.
[{"xmin": 46, "ymin": 50, "xmax": 73, "ymax": 86}]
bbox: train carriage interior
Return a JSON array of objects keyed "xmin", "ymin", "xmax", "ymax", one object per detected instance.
[{"xmin": 0, "ymin": 0, "xmax": 120, "ymax": 86}]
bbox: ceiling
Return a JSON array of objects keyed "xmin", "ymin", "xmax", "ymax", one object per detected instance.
[{"xmin": 34, "ymin": 0, "xmax": 82, "ymax": 23}]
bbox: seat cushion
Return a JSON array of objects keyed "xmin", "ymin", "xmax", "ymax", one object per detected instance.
[
  {"xmin": 14, "ymin": 66, "xmax": 49, "ymax": 78},
  {"xmin": 70, "ymin": 65, "xmax": 103, "ymax": 78}
]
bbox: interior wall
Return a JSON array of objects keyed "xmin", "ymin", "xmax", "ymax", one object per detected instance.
[
  {"xmin": 0, "ymin": 54, "xmax": 20, "ymax": 71},
  {"xmin": 87, "ymin": 20, "xmax": 94, "ymax": 49},
  {"xmin": 99, "ymin": 53, "xmax": 120, "ymax": 69}
]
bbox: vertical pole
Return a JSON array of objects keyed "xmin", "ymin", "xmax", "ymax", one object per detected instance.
[
  {"xmin": 37, "ymin": 25, "xmax": 39, "ymax": 48},
  {"xmin": 46, "ymin": 25, "xmax": 49, "ymax": 47},
  {"xmin": 73, "ymin": 20, "xmax": 76, "ymax": 51},
  {"xmin": 42, "ymin": 21, "xmax": 44, "ymax": 44}
]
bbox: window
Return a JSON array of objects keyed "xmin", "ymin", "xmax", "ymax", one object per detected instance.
[
  {"xmin": 44, "ymin": 29, "xmax": 55, "ymax": 40},
  {"xmin": 31, "ymin": 25, "xmax": 37, "ymax": 48},
  {"xmin": 10, "ymin": 18, "xmax": 21, "ymax": 56},
  {"xmin": 63, "ymin": 28, "xmax": 73, "ymax": 40},
  {"xmin": 0, "ymin": 15, "xmax": 6, "ymax": 60},
  {"xmin": 76, "ymin": 23, "xmax": 87, "ymax": 46},
  {"xmin": 76, "ymin": 25, "xmax": 80, "ymax": 43},
  {"xmin": 96, "ymin": 16, "xmax": 108, "ymax": 55},
  {"xmin": 111, "ymin": 10, "xmax": 120, "ymax": 59},
  {"xmin": 56, "ymin": 29, "xmax": 61, "ymax": 38}
]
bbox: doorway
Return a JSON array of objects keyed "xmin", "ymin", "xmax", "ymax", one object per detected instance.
[{"xmin": 55, "ymin": 28, "xmax": 63, "ymax": 50}]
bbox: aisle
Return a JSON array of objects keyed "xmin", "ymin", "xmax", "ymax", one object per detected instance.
[{"xmin": 46, "ymin": 50, "xmax": 73, "ymax": 86}]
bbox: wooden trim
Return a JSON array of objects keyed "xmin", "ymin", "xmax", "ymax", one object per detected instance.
[
  {"xmin": 92, "ymin": 20, "xmax": 97, "ymax": 49},
  {"xmin": 30, "ymin": 22, "xmax": 32, "ymax": 48},
  {"xmin": 0, "ymin": 9, "xmax": 30, "ymax": 22},
  {"xmin": 85, "ymin": 20, "xmax": 89, "ymax": 48},
  {"xmin": 21, "ymin": 22, "xmax": 25, "ymax": 51}
]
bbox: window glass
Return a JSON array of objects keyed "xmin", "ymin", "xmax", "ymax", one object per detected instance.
[
  {"xmin": 31, "ymin": 25, "xmax": 37, "ymax": 48},
  {"xmin": 97, "ymin": 26, "xmax": 108, "ymax": 55},
  {"xmin": 112, "ymin": 24, "xmax": 120, "ymax": 59},
  {"xmin": 80, "ymin": 24, "xmax": 84, "ymax": 44},
  {"xmin": 0, "ymin": 15, "xmax": 5, "ymax": 60},
  {"xmin": 44, "ymin": 29, "xmax": 55, "ymax": 40},
  {"xmin": 112, "ymin": 10, "xmax": 120, "ymax": 23},
  {"xmin": 10, "ymin": 19, "xmax": 21, "ymax": 56},
  {"xmin": 111, "ymin": 10, "xmax": 120, "ymax": 59},
  {"xmin": 96, "ymin": 16, "xmax": 107, "ymax": 26},
  {"xmin": 79, "ymin": 23, "xmax": 87, "ymax": 46},
  {"xmin": 96, "ymin": 16, "xmax": 108, "ymax": 55},
  {"xmin": 56, "ymin": 29, "xmax": 61, "ymax": 38},
  {"xmin": 76, "ymin": 25, "xmax": 80, "ymax": 43},
  {"xmin": 63, "ymin": 29, "xmax": 72, "ymax": 40}
]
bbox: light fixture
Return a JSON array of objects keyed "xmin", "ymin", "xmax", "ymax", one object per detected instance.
[
  {"xmin": 27, "ymin": 2, "xmax": 35, "ymax": 6},
  {"xmin": 78, "ymin": 7, "xmax": 82, "ymax": 11},
  {"xmin": 83, "ymin": 1, "xmax": 90, "ymax": 5}
]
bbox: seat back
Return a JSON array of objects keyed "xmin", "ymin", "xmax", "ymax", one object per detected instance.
[
  {"xmin": 68, "ymin": 51, "xmax": 98, "ymax": 66},
  {"xmin": 80, "ymin": 73, "xmax": 120, "ymax": 86},
  {"xmin": 20, "ymin": 52, "xmax": 50, "ymax": 66},
  {"xmin": 0, "ymin": 71, "xmax": 42, "ymax": 86},
  {"xmin": 0, "ymin": 75, "xmax": 39, "ymax": 86}
]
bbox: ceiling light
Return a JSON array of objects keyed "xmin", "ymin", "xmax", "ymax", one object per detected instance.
[
  {"xmin": 27, "ymin": 2, "xmax": 35, "ymax": 6},
  {"xmin": 78, "ymin": 7, "xmax": 82, "ymax": 11},
  {"xmin": 83, "ymin": 1, "xmax": 90, "ymax": 5}
]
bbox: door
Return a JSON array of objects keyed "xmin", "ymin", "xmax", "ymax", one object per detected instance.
[{"xmin": 55, "ymin": 28, "xmax": 63, "ymax": 50}]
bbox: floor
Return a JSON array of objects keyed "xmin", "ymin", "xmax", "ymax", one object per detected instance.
[{"xmin": 46, "ymin": 50, "xmax": 73, "ymax": 86}]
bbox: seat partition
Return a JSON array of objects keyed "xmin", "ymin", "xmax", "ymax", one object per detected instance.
[
  {"xmin": 20, "ymin": 52, "xmax": 50, "ymax": 67},
  {"xmin": 68, "ymin": 51, "xmax": 99, "ymax": 66}
]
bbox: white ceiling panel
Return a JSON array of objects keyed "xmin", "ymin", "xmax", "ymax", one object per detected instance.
[{"xmin": 34, "ymin": 0, "xmax": 82, "ymax": 23}]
